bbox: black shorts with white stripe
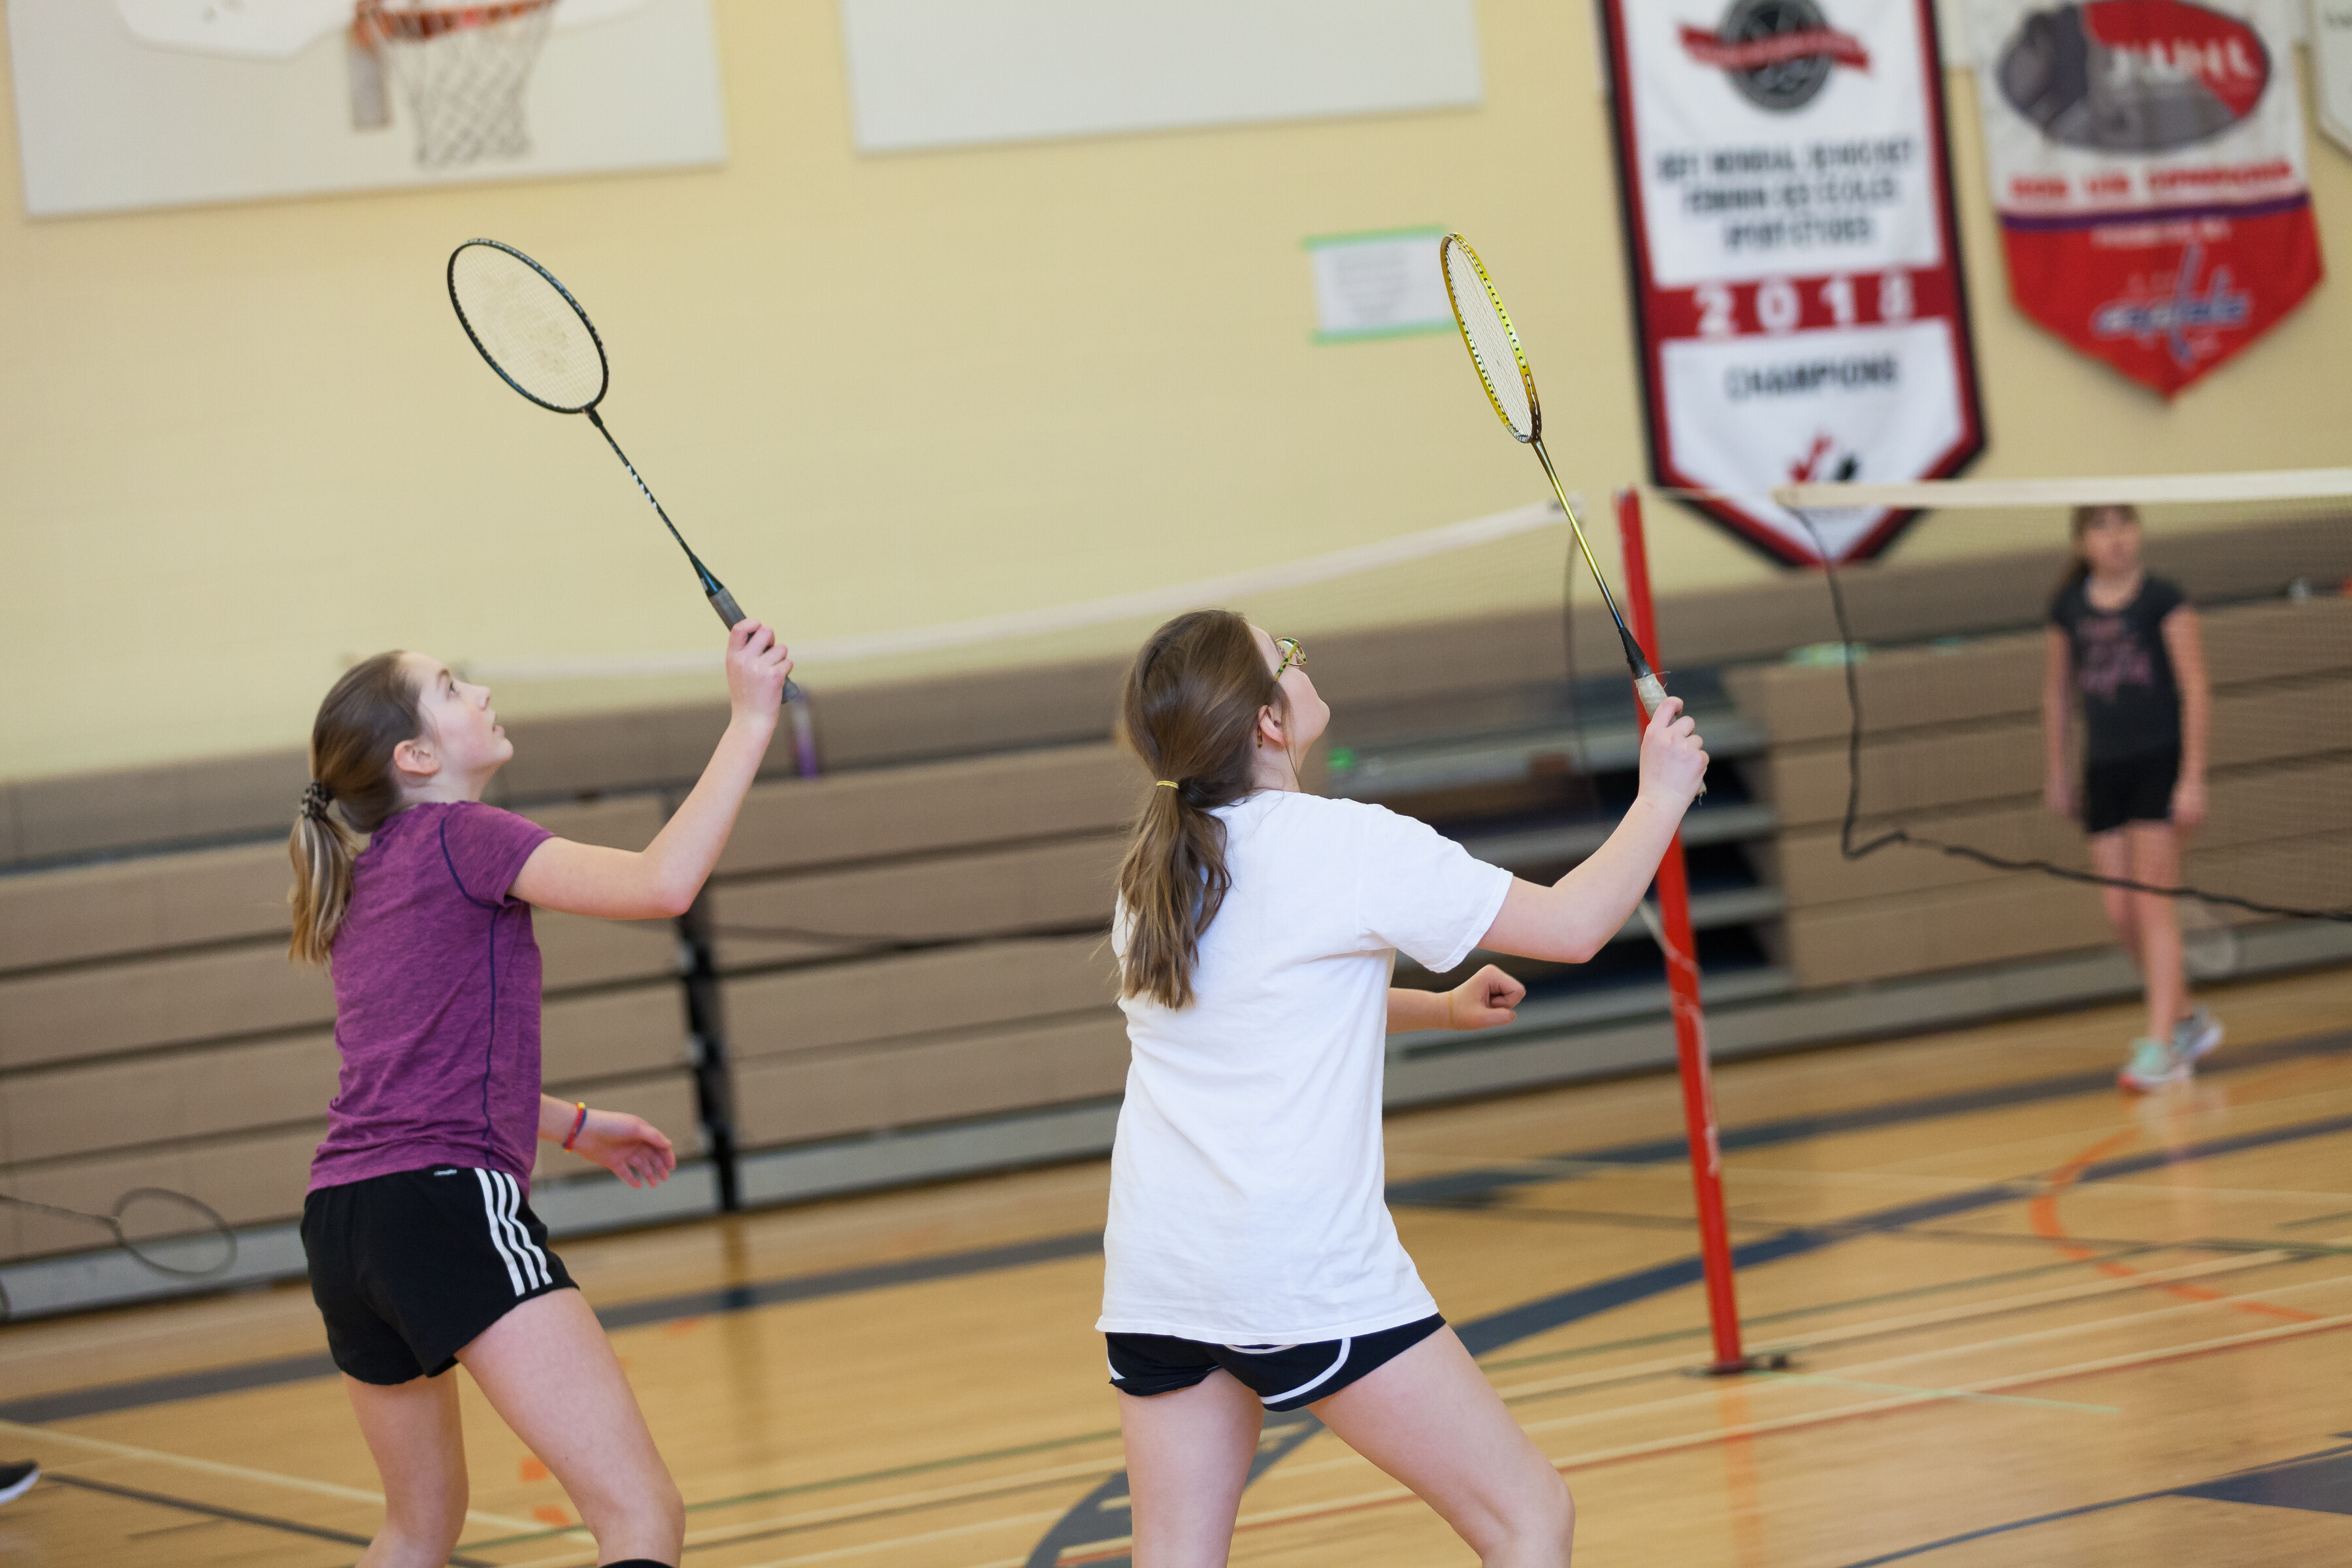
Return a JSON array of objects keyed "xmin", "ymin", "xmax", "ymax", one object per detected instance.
[
  {"xmin": 1107, "ymin": 1313, "xmax": 1445, "ymax": 1412},
  {"xmin": 302, "ymin": 1166, "xmax": 575, "ymax": 1384}
]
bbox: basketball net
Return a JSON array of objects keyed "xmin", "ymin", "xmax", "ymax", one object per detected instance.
[{"xmin": 353, "ymin": 0, "xmax": 559, "ymax": 168}]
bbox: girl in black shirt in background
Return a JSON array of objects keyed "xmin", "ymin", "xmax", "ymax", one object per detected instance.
[{"xmin": 2044, "ymin": 504, "xmax": 2219, "ymax": 1090}]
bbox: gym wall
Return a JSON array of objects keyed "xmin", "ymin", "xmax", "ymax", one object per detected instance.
[{"xmin": 1, "ymin": 0, "xmax": 2347, "ymax": 782}]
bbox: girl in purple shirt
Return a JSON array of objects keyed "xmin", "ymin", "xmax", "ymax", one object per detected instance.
[{"xmin": 289, "ymin": 619, "xmax": 792, "ymax": 1568}]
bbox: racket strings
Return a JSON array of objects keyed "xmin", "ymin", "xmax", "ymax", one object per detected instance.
[
  {"xmin": 0, "ymin": 1188, "xmax": 238, "ymax": 1316},
  {"xmin": 1441, "ymin": 241, "xmax": 1537, "ymax": 441},
  {"xmin": 449, "ymin": 242, "xmax": 607, "ymax": 413}
]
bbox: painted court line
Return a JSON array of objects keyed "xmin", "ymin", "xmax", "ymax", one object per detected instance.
[
  {"xmin": 500, "ymin": 1503, "xmax": 1074, "ymax": 1568},
  {"xmin": 1755, "ymin": 1370, "xmax": 2119, "ymax": 1414},
  {"xmin": 1486, "ymin": 1249, "xmax": 2300, "ymax": 1401},
  {"xmin": 0, "ymin": 1418, "xmax": 564, "ymax": 1537},
  {"xmin": 35, "ymin": 1472, "xmax": 492, "ymax": 1563},
  {"xmin": 477, "ymin": 1247, "xmax": 2262, "ymax": 1558}
]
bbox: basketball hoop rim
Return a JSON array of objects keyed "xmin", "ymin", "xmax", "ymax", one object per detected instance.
[{"xmin": 355, "ymin": 0, "xmax": 559, "ymax": 44}]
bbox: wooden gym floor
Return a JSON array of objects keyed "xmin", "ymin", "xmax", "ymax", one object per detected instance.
[{"xmin": 3, "ymin": 966, "xmax": 2349, "ymax": 1567}]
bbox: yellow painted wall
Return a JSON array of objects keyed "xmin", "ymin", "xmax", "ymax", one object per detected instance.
[{"xmin": 2, "ymin": 1, "xmax": 2347, "ymax": 781}]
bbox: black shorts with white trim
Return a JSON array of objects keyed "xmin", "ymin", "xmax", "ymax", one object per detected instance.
[
  {"xmin": 1107, "ymin": 1313, "xmax": 1445, "ymax": 1412},
  {"xmin": 302, "ymin": 1165, "xmax": 575, "ymax": 1385}
]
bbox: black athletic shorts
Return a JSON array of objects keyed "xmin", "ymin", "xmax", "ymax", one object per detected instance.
[
  {"xmin": 302, "ymin": 1166, "xmax": 574, "ymax": 1385},
  {"xmin": 2082, "ymin": 748, "xmax": 2179, "ymax": 836},
  {"xmin": 1107, "ymin": 1313, "xmax": 1445, "ymax": 1412}
]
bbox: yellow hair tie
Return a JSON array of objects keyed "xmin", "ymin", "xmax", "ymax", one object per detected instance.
[{"xmin": 1155, "ymin": 779, "xmax": 1179, "ymax": 789}]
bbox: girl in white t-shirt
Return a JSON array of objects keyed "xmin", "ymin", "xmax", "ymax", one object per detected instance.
[{"xmin": 1105, "ymin": 610, "xmax": 1708, "ymax": 1567}]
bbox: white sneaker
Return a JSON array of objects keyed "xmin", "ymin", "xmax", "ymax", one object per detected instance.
[
  {"xmin": 2174, "ymin": 1005, "xmax": 2223, "ymax": 1062},
  {"xmin": 0, "ymin": 1460, "xmax": 37, "ymax": 1506},
  {"xmin": 2119, "ymin": 1037, "xmax": 2191, "ymax": 1092}
]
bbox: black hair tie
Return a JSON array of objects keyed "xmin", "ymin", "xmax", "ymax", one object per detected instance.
[{"xmin": 301, "ymin": 781, "xmax": 334, "ymax": 822}]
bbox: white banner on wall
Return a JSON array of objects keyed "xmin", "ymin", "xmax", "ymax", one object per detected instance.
[
  {"xmin": 1598, "ymin": 0, "xmax": 1985, "ymax": 564},
  {"xmin": 2314, "ymin": 1, "xmax": 2352, "ymax": 154}
]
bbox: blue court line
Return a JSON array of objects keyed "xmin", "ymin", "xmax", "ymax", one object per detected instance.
[
  {"xmin": 1387, "ymin": 1026, "xmax": 2351, "ymax": 1207},
  {"xmin": 41, "ymin": 1472, "xmax": 495, "ymax": 1565},
  {"xmin": 1830, "ymin": 1437, "xmax": 2352, "ymax": 1565},
  {"xmin": 7, "ymin": 1030, "xmax": 2344, "ymax": 1428}
]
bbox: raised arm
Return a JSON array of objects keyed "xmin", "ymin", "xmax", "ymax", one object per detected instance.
[
  {"xmin": 1477, "ymin": 698, "xmax": 1708, "ymax": 964},
  {"xmin": 2042, "ymin": 625, "xmax": 2075, "ymax": 819},
  {"xmin": 512, "ymin": 621, "xmax": 794, "ymax": 919},
  {"xmin": 2161, "ymin": 603, "xmax": 2210, "ymax": 829}
]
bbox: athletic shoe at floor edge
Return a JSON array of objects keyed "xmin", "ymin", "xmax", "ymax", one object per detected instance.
[
  {"xmin": 2120, "ymin": 1037, "xmax": 2193, "ymax": 1092},
  {"xmin": 2175, "ymin": 1005, "xmax": 2224, "ymax": 1062},
  {"xmin": 0, "ymin": 1460, "xmax": 37, "ymax": 1505}
]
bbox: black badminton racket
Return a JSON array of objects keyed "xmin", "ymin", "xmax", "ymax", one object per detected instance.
[
  {"xmin": 446, "ymin": 239, "xmax": 806, "ymax": 713},
  {"xmin": 1440, "ymin": 235, "xmax": 1699, "ymax": 792},
  {"xmin": 0, "ymin": 1188, "xmax": 237, "ymax": 1318}
]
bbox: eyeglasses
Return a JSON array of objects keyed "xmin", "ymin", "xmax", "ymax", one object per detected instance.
[{"xmin": 1274, "ymin": 637, "xmax": 1306, "ymax": 676}]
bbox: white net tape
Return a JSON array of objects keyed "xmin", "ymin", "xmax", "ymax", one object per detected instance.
[
  {"xmin": 362, "ymin": 0, "xmax": 558, "ymax": 168},
  {"xmin": 461, "ymin": 498, "xmax": 1570, "ymax": 683}
]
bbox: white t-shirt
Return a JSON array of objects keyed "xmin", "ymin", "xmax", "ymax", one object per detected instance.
[{"xmin": 1098, "ymin": 790, "xmax": 1514, "ymax": 1344}]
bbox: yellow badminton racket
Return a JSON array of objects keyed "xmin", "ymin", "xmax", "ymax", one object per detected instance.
[{"xmin": 1440, "ymin": 234, "xmax": 1684, "ymax": 728}]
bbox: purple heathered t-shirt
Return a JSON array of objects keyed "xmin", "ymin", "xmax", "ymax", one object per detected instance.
[{"xmin": 308, "ymin": 800, "xmax": 555, "ymax": 1194}]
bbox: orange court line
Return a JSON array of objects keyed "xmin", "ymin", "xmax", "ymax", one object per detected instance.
[{"xmin": 2029, "ymin": 1126, "xmax": 2321, "ymax": 1323}]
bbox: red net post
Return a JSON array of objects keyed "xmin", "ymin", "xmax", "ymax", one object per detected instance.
[{"xmin": 1613, "ymin": 487, "xmax": 1748, "ymax": 1372}]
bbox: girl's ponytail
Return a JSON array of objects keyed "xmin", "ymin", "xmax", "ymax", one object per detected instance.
[
  {"xmin": 288, "ymin": 653, "xmax": 425, "ymax": 965},
  {"xmin": 1115, "ymin": 612, "xmax": 1284, "ymax": 1009}
]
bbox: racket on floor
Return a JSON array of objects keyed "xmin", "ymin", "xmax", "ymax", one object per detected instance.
[
  {"xmin": 2180, "ymin": 894, "xmax": 2243, "ymax": 981},
  {"xmin": 445, "ymin": 239, "xmax": 809, "ymax": 724},
  {"xmin": 1439, "ymin": 234, "xmax": 1701, "ymax": 794},
  {"xmin": 0, "ymin": 1188, "xmax": 237, "ymax": 1318}
]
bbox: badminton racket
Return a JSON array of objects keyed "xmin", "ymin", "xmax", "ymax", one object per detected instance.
[
  {"xmin": 0, "ymin": 1188, "xmax": 237, "ymax": 1318},
  {"xmin": 2179, "ymin": 894, "xmax": 2243, "ymax": 981},
  {"xmin": 1439, "ymin": 234, "xmax": 1701, "ymax": 794},
  {"xmin": 446, "ymin": 239, "xmax": 809, "ymax": 725}
]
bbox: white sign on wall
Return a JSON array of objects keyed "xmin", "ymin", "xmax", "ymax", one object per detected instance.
[
  {"xmin": 2314, "ymin": 1, "xmax": 2352, "ymax": 154},
  {"xmin": 1304, "ymin": 227, "xmax": 1455, "ymax": 343},
  {"xmin": 837, "ymin": 0, "xmax": 1482, "ymax": 153}
]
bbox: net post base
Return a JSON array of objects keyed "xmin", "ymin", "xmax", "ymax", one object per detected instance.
[{"xmin": 1685, "ymin": 1351, "xmax": 1795, "ymax": 1378}]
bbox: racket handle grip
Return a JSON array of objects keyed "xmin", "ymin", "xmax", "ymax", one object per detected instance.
[
  {"xmin": 1634, "ymin": 672, "xmax": 1708, "ymax": 800},
  {"xmin": 708, "ymin": 585, "xmax": 806, "ymax": 710}
]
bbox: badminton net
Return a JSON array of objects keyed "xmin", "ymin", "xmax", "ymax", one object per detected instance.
[{"xmin": 1758, "ymin": 474, "xmax": 2351, "ymax": 926}]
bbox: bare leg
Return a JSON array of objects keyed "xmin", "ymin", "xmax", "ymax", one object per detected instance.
[
  {"xmin": 1119, "ymin": 1369, "xmax": 1263, "ymax": 1568},
  {"xmin": 1312, "ymin": 1328, "xmax": 1572, "ymax": 1567},
  {"xmin": 344, "ymin": 1373, "xmax": 467, "ymax": 1568},
  {"xmin": 2126, "ymin": 823, "xmax": 2188, "ymax": 1044},
  {"xmin": 457, "ymin": 1289, "xmax": 684, "ymax": 1566},
  {"xmin": 2088, "ymin": 830, "xmax": 2142, "ymax": 972}
]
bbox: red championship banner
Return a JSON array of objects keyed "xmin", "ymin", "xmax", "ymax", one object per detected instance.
[
  {"xmin": 1600, "ymin": 1, "xmax": 1985, "ymax": 564},
  {"xmin": 1970, "ymin": 0, "xmax": 2324, "ymax": 395}
]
